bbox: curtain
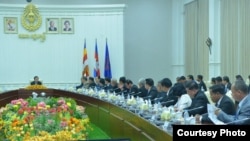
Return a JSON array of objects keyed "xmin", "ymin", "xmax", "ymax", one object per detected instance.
[
  {"xmin": 184, "ymin": 0, "xmax": 209, "ymax": 79},
  {"xmin": 220, "ymin": 0, "xmax": 250, "ymax": 81}
]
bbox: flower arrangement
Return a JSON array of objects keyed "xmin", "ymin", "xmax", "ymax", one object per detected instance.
[
  {"xmin": 108, "ymin": 93, "xmax": 117, "ymax": 101},
  {"xmin": 140, "ymin": 103, "xmax": 149, "ymax": 111},
  {"xmin": 88, "ymin": 89, "xmax": 95, "ymax": 96},
  {"xmin": 160, "ymin": 110, "xmax": 172, "ymax": 121},
  {"xmin": 0, "ymin": 97, "xmax": 90, "ymax": 141},
  {"xmin": 26, "ymin": 85, "xmax": 47, "ymax": 90},
  {"xmin": 98, "ymin": 90, "xmax": 106, "ymax": 98},
  {"xmin": 126, "ymin": 96, "xmax": 136, "ymax": 106}
]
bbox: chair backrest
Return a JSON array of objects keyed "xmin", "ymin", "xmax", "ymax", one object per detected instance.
[
  {"xmin": 225, "ymin": 90, "xmax": 235, "ymax": 104},
  {"xmin": 29, "ymin": 79, "xmax": 43, "ymax": 84},
  {"xmin": 204, "ymin": 90, "xmax": 215, "ymax": 105}
]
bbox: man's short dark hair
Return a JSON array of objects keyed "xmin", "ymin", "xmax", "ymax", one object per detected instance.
[
  {"xmin": 209, "ymin": 84, "xmax": 225, "ymax": 95},
  {"xmin": 105, "ymin": 77, "xmax": 111, "ymax": 83},
  {"xmin": 161, "ymin": 78, "xmax": 172, "ymax": 88},
  {"xmin": 145, "ymin": 78, "xmax": 154, "ymax": 86},
  {"xmin": 185, "ymin": 80, "xmax": 198, "ymax": 90},
  {"xmin": 119, "ymin": 76, "xmax": 126, "ymax": 84}
]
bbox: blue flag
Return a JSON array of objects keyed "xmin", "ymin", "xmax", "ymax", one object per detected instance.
[{"xmin": 104, "ymin": 39, "xmax": 112, "ymax": 79}]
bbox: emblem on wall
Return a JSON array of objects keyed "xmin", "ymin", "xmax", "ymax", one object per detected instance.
[{"xmin": 21, "ymin": 3, "xmax": 42, "ymax": 31}]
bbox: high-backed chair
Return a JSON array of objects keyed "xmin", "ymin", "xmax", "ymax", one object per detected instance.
[{"xmin": 204, "ymin": 90, "xmax": 215, "ymax": 105}]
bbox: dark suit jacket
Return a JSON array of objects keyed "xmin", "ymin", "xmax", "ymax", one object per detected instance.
[
  {"xmin": 30, "ymin": 81, "xmax": 42, "ymax": 85},
  {"xmin": 160, "ymin": 87, "xmax": 178, "ymax": 107},
  {"xmin": 104, "ymin": 84, "xmax": 113, "ymax": 92},
  {"xmin": 110, "ymin": 85, "xmax": 120, "ymax": 93},
  {"xmin": 146, "ymin": 86, "xmax": 158, "ymax": 101},
  {"xmin": 201, "ymin": 95, "xmax": 235, "ymax": 123},
  {"xmin": 76, "ymin": 83, "xmax": 83, "ymax": 90},
  {"xmin": 138, "ymin": 86, "xmax": 148, "ymax": 98},
  {"xmin": 198, "ymin": 81, "xmax": 207, "ymax": 91},
  {"xmin": 129, "ymin": 84, "xmax": 139, "ymax": 94},
  {"xmin": 172, "ymin": 83, "xmax": 187, "ymax": 97},
  {"xmin": 184, "ymin": 90, "xmax": 209, "ymax": 116},
  {"xmin": 88, "ymin": 82, "xmax": 96, "ymax": 89}
]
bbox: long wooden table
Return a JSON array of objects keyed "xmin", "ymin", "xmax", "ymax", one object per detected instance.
[{"xmin": 0, "ymin": 89, "xmax": 172, "ymax": 141}]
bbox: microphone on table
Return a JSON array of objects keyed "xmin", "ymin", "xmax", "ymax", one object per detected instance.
[
  {"xmin": 130, "ymin": 92, "xmax": 142, "ymax": 96},
  {"xmin": 185, "ymin": 106, "xmax": 204, "ymax": 112},
  {"xmin": 160, "ymin": 99, "xmax": 175, "ymax": 106},
  {"xmin": 116, "ymin": 90, "xmax": 127, "ymax": 95},
  {"xmin": 111, "ymin": 87, "xmax": 120, "ymax": 91},
  {"xmin": 152, "ymin": 97, "xmax": 163, "ymax": 102},
  {"xmin": 142, "ymin": 95, "xmax": 152, "ymax": 100},
  {"xmin": 226, "ymin": 118, "xmax": 250, "ymax": 125},
  {"xmin": 124, "ymin": 92, "xmax": 135, "ymax": 97}
]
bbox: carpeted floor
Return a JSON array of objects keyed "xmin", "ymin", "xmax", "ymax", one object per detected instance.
[{"xmin": 86, "ymin": 123, "xmax": 111, "ymax": 140}]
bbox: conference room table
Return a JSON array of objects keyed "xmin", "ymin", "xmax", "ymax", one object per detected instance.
[{"xmin": 0, "ymin": 88, "xmax": 172, "ymax": 141}]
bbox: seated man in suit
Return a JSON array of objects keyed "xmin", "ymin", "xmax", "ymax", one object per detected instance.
[
  {"xmin": 125, "ymin": 79, "xmax": 139, "ymax": 95},
  {"xmin": 88, "ymin": 77, "xmax": 96, "ymax": 89},
  {"xmin": 183, "ymin": 80, "xmax": 209, "ymax": 116},
  {"xmin": 153, "ymin": 80, "xmax": 165, "ymax": 104},
  {"xmin": 159, "ymin": 78, "xmax": 178, "ymax": 107},
  {"xmin": 76, "ymin": 76, "xmax": 88, "ymax": 90},
  {"xmin": 30, "ymin": 76, "xmax": 42, "ymax": 85},
  {"xmin": 137, "ymin": 78, "xmax": 148, "ymax": 98},
  {"xmin": 214, "ymin": 80, "xmax": 250, "ymax": 125},
  {"xmin": 195, "ymin": 84, "xmax": 235, "ymax": 123},
  {"xmin": 144, "ymin": 78, "xmax": 158, "ymax": 102}
]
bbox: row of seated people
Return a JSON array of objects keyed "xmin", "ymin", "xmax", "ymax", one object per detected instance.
[{"xmin": 76, "ymin": 75, "xmax": 250, "ymax": 125}]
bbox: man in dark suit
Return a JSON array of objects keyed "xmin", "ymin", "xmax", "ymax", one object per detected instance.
[
  {"xmin": 88, "ymin": 77, "xmax": 96, "ymax": 89},
  {"xmin": 153, "ymin": 80, "xmax": 165, "ymax": 104},
  {"xmin": 159, "ymin": 78, "xmax": 178, "ymax": 107},
  {"xmin": 104, "ymin": 77, "xmax": 113, "ymax": 92},
  {"xmin": 144, "ymin": 78, "xmax": 158, "ymax": 102},
  {"xmin": 30, "ymin": 76, "xmax": 42, "ymax": 85},
  {"xmin": 125, "ymin": 79, "xmax": 138, "ymax": 95},
  {"xmin": 195, "ymin": 84, "xmax": 235, "ymax": 123},
  {"xmin": 172, "ymin": 76, "xmax": 187, "ymax": 97},
  {"xmin": 196, "ymin": 74, "xmax": 207, "ymax": 92},
  {"xmin": 76, "ymin": 76, "xmax": 88, "ymax": 90},
  {"xmin": 222, "ymin": 76, "xmax": 232, "ymax": 93},
  {"xmin": 183, "ymin": 80, "xmax": 209, "ymax": 116}
]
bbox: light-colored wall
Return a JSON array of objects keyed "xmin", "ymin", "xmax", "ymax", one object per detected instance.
[
  {"xmin": 0, "ymin": 2, "xmax": 125, "ymax": 90},
  {"xmin": 124, "ymin": 0, "xmax": 173, "ymax": 84},
  {"xmin": 0, "ymin": 0, "xmax": 176, "ymax": 89}
]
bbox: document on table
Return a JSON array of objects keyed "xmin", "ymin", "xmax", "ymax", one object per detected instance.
[{"xmin": 207, "ymin": 104, "xmax": 225, "ymax": 125}]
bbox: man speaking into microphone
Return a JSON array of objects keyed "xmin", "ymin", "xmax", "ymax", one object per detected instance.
[{"xmin": 183, "ymin": 80, "xmax": 209, "ymax": 116}]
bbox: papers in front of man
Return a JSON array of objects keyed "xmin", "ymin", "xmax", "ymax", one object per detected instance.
[{"xmin": 207, "ymin": 104, "xmax": 225, "ymax": 125}]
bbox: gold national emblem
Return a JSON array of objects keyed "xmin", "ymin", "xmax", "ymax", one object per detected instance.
[{"xmin": 21, "ymin": 3, "xmax": 42, "ymax": 31}]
